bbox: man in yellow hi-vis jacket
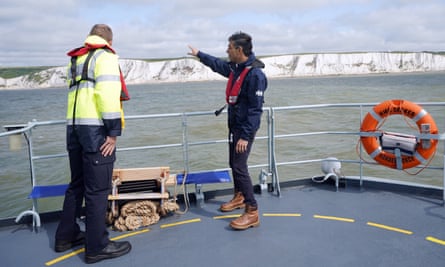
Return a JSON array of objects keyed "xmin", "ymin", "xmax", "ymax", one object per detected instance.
[{"xmin": 55, "ymin": 24, "xmax": 131, "ymax": 264}]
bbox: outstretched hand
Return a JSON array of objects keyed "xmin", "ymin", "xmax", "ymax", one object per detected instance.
[{"xmin": 187, "ymin": 45, "xmax": 199, "ymax": 57}]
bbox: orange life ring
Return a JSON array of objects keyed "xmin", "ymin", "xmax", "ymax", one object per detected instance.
[{"xmin": 360, "ymin": 99, "xmax": 438, "ymax": 169}]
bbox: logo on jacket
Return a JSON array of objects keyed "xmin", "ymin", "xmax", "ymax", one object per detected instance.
[{"xmin": 256, "ymin": 90, "xmax": 263, "ymax": 97}]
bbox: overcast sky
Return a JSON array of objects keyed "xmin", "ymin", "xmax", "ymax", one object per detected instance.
[{"xmin": 1, "ymin": 0, "xmax": 444, "ymax": 67}]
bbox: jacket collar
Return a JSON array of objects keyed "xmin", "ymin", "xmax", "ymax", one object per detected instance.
[
  {"xmin": 230, "ymin": 53, "xmax": 265, "ymax": 71},
  {"xmin": 67, "ymin": 35, "xmax": 115, "ymax": 57}
]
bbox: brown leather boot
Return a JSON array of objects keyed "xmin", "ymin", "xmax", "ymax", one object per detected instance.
[
  {"xmin": 220, "ymin": 192, "xmax": 245, "ymax": 212},
  {"xmin": 230, "ymin": 205, "xmax": 259, "ymax": 230}
]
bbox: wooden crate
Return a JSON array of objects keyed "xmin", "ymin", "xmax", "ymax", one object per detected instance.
[{"xmin": 108, "ymin": 167, "xmax": 176, "ymax": 215}]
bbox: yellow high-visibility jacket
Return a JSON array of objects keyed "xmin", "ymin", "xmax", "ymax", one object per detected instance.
[{"xmin": 66, "ymin": 35, "xmax": 122, "ymax": 152}]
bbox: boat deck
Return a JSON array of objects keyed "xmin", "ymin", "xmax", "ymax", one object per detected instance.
[{"xmin": 1, "ymin": 179, "xmax": 445, "ymax": 267}]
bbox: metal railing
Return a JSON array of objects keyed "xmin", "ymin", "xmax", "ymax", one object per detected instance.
[{"xmin": 1, "ymin": 102, "xmax": 445, "ymax": 227}]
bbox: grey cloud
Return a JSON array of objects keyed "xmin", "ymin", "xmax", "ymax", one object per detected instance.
[{"xmin": 0, "ymin": 0, "xmax": 444, "ymax": 67}]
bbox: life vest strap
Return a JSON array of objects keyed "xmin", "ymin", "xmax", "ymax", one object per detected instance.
[{"xmin": 69, "ymin": 50, "xmax": 96, "ymax": 88}]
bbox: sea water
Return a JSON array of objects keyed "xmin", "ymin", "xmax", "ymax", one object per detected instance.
[{"xmin": 0, "ymin": 72, "xmax": 444, "ymax": 219}]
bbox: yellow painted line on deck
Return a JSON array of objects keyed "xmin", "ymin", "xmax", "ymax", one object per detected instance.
[
  {"xmin": 263, "ymin": 213, "xmax": 302, "ymax": 217},
  {"xmin": 426, "ymin": 236, "xmax": 445, "ymax": 246},
  {"xmin": 45, "ymin": 229, "xmax": 150, "ymax": 266},
  {"xmin": 313, "ymin": 214, "xmax": 355, "ymax": 223},
  {"xmin": 45, "ymin": 249, "xmax": 85, "ymax": 266},
  {"xmin": 367, "ymin": 222, "xmax": 413, "ymax": 235},
  {"xmin": 213, "ymin": 214, "xmax": 241, "ymax": 219},
  {"xmin": 110, "ymin": 229, "xmax": 150, "ymax": 240},
  {"xmin": 160, "ymin": 218, "xmax": 201, "ymax": 228}
]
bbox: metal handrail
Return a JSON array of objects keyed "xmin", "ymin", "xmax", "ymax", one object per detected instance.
[{"xmin": 2, "ymin": 102, "xmax": 445, "ymax": 227}]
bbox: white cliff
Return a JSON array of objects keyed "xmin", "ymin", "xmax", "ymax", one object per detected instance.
[
  {"xmin": 1, "ymin": 52, "xmax": 445, "ymax": 89},
  {"xmin": 262, "ymin": 52, "xmax": 445, "ymax": 77}
]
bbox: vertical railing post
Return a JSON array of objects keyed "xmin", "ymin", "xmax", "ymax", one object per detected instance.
[
  {"xmin": 443, "ymin": 139, "xmax": 445, "ymax": 205},
  {"xmin": 266, "ymin": 108, "xmax": 273, "ymax": 189},
  {"xmin": 270, "ymin": 108, "xmax": 281, "ymax": 197},
  {"xmin": 180, "ymin": 113, "xmax": 191, "ymax": 202},
  {"xmin": 181, "ymin": 113, "xmax": 189, "ymax": 173},
  {"xmin": 23, "ymin": 123, "xmax": 40, "ymax": 230},
  {"xmin": 359, "ymin": 105, "xmax": 364, "ymax": 188}
]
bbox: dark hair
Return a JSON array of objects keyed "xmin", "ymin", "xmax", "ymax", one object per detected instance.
[
  {"xmin": 228, "ymin": 31, "xmax": 252, "ymax": 56},
  {"xmin": 89, "ymin": 24, "xmax": 113, "ymax": 43}
]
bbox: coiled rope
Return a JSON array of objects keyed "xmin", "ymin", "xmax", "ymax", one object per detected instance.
[
  {"xmin": 108, "ymin": 170, "xmax": 190, "ymax": 231},
  {"xmin": 109, "ymin": 200, "xmax": 179, "ymax": 231}
]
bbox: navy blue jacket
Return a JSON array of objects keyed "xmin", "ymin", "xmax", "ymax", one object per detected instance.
[{"xmin": 197, "ymin": 51, "xmax": 268, "ymax": 141}]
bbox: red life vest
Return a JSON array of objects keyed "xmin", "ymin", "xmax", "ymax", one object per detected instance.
[
  {"xmin": 226, "ymin": 66, "xmax": 252, "ymax": 105},
  {"xmin": 67, "ymin": 43, "xmax": 130, "ymax": 101}
]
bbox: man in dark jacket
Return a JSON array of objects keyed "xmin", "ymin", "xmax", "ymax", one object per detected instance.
[{"xmin": 188, "ymin": 31, "xmax": 267, "ymax": 230}]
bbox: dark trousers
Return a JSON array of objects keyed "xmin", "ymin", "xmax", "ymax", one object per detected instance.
[
  {"xmin": 55, "ymin": 148, "xmax": 115, "ymax": 254},
  {"xmin": 229, "ymin": 130, "xmax": 257, "ymax": 207}
]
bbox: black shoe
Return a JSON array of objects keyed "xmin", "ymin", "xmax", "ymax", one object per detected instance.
[
  {"xmin": 55, "ymin": 231, "xmax": 85, "ymax": 252},
  {"xmin": 85, "ymin": 241, "xmax": 131, "ymax": 264}
]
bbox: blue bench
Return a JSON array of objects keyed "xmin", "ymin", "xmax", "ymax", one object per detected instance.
[
  {"xmin": 28, "ymin": 184, "xmax": 69, "ymax": 199},
  {"xmin": 176, "ymin": 170, "xmax": 231, "ymax": 185},
  {"xmin": 15, "ymin": 184, "xmax": 69, "ymax": 230},
  {"xmin": 176, "ymin": 170, "xmax": 231, "ymax": 205}
]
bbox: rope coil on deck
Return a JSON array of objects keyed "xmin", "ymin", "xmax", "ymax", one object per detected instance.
[{"xmin": 108, "ymin": 200, "xmax": 179, "ymax": 231}]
